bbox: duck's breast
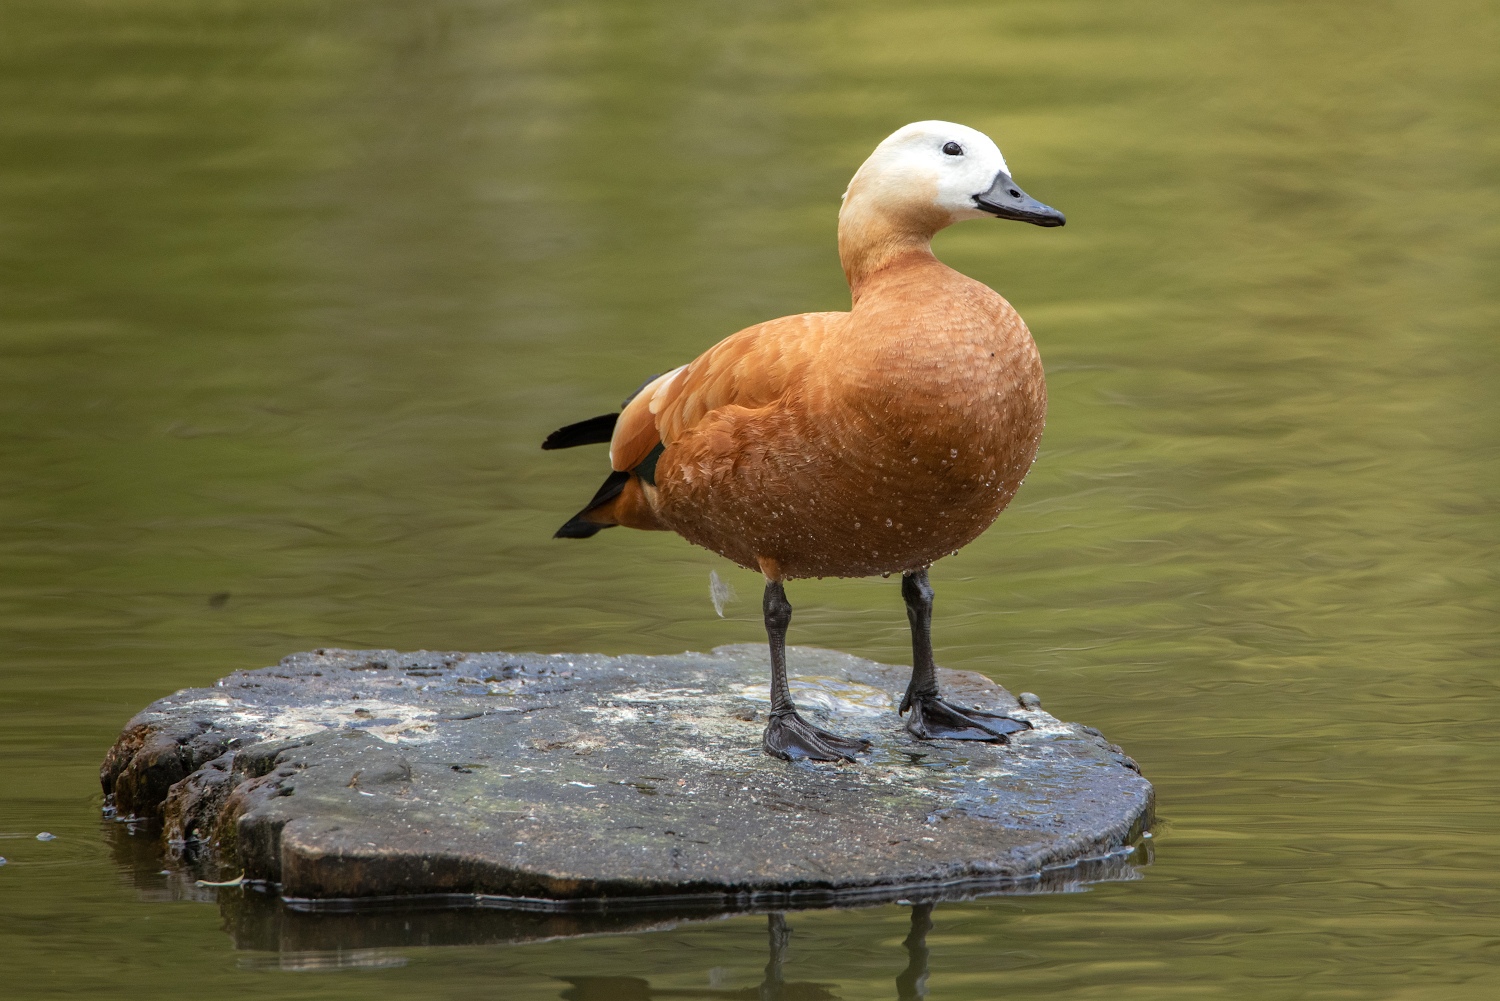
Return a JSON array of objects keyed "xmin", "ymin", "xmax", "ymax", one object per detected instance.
[
  {"xmin": 656, "ymin": 265, "xmax": 1045, "ymax": 578},
  {"xmin": 821, "ymin": 268, "xmax": 1047, "ymax": 569}
]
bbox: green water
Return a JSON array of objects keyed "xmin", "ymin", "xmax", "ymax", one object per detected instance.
[{"xmin": 3, "ymin": 0, "xmax": 1498, "ymax": 997}]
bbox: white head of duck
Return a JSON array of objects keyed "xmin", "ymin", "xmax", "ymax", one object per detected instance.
[{"xmin": 839, "ymin": 120, "xmax": 1064, "ymax": 285}]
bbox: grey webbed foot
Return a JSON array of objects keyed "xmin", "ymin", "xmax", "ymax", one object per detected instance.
[
  {"xmin": 763, "ymin": 711, "xmax": 870, "ymax": 762},
  {"xmin": 905, "ymin": 696, "xmax": 1031, "ymax": 742}
]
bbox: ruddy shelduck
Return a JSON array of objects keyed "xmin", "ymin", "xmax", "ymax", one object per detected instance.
[{"xmin": 544, "ymin": 121, "xmax": 1065, "ymax": 762}]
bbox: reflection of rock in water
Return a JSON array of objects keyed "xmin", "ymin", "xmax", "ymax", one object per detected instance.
[
  {"xmin": 198, "ymin": 849, "xmax": 1138, "ymax": 954},
  {"xmin": 101, "ymin": 815, "xmax": 219, "ymax": 904},
  {"xmin": 234, "ymin": 948, "xmax": 408, "ymax": 972},
  {"xmin": 111, "ymin": 816, "xmax": 1134, "ymax": 959},
  {"xmin": 221, "ymin": 885, "xmax": 692, "ymax": 953},
  {"xmin": 559, "ymin": 913, "xmax": 838, "ymax": 1000}
]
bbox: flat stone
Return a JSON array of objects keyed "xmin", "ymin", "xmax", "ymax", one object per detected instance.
[{"xmin": 101, "ymin": 645, "xmax": 1152, "ymax": 909}]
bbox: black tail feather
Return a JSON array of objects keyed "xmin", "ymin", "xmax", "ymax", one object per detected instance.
[
  {"xmin": 542, "ymin": 413, "xmax": 619, "ymax": 450},
  {"xmin": 553, "ymin": 517, "xmax": 612, "ymax": 539},
  {"xmin": 553, "ymin": 470, "xmax": 630, "ymax": 539}
]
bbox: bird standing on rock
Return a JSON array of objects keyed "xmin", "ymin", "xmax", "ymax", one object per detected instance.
[{"xmin": 544, "ymin": 121, "xmax": 1065, "ymax": 762}]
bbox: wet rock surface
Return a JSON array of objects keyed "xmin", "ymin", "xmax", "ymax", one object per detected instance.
[{"xmin": 101, "ymin": 645, "xmax": 1152, "ymax": 908}]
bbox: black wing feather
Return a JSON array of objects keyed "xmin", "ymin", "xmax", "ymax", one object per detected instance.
[{"xmin": 542, "ymin": 413, "xmax": 618, "ymax": 450}]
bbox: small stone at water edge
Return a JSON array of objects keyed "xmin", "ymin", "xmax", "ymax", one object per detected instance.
[
  {"xmin": 36, "ymin": 832, "xmax": 56, "ymax": 841},
  {"xmin": 1018, "ymin": 692, "xmax": 1041, "ymax": 709}
]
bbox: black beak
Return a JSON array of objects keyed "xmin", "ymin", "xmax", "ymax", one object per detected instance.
[{"xmin": 973, "ymin": 171, "xmax": 1066, "ymax": 227}]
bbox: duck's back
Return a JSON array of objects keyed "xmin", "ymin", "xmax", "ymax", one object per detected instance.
[{"xmin": 652, "ymin": 256, "xmax": 1045, "ymax": 579}]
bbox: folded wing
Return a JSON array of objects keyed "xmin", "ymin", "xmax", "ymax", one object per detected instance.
[{"xmin": 610, "ymin": 311, "xmax": 844, "ymax": 473}]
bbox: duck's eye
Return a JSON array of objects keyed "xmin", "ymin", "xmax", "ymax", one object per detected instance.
[{"xmin": 942, "ymin": 141, "xmax": 964, "ymax": 156}]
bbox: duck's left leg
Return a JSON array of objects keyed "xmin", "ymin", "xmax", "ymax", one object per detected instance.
[
  {"xmin": 899, "ymin": 568, "xmax": 1031, "ymax": 741},
  {"xmin": 762, "ymin": 580, "xmax": 871, "ymax": 762}
]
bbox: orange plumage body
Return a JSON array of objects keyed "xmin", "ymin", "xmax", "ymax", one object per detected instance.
[{"xmin": 603, "ymin": 252, "xmax": 1045, "ymax": 580}]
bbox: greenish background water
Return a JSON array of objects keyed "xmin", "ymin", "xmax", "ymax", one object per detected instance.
[{"xmin": 2, "ymin": 0, "xmax": 1497, "ymax": 997}]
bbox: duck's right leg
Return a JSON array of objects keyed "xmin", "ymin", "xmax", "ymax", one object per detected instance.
[
  {"xmin": 761, "ymin": 580, "xmax": 870, "ymax": 762},
  {"xmin": 900, "ymin": 568, "xmax": 1031, "ymax": 741}
]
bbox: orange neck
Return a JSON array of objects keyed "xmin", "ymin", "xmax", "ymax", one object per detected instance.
[{"xmin": 837, "ymin": 196, "xmax": 946, "ymax": 301}]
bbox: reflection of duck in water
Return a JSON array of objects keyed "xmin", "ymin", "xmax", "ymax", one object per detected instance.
[
  {"xmin": 558, "ymin": 905, "xmax": 936, "ymax": 1001},
  {"xmin": 546, "ymin": 121, "xmax": 1064, "ymax": 762}
]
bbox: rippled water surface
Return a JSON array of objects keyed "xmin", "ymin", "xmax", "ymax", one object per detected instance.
[{"xmin": 3, "ymin": 1, "xmax": 1498, "ymax": 998}]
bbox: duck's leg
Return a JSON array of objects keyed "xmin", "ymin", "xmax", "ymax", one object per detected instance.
[
  {"xmin": 899, "ymin": 568, "xmax": 1031, "ymax": 741},
  {"xmin": 762, "ymin": 580, "xmax": 870, "ymax": 762}
]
